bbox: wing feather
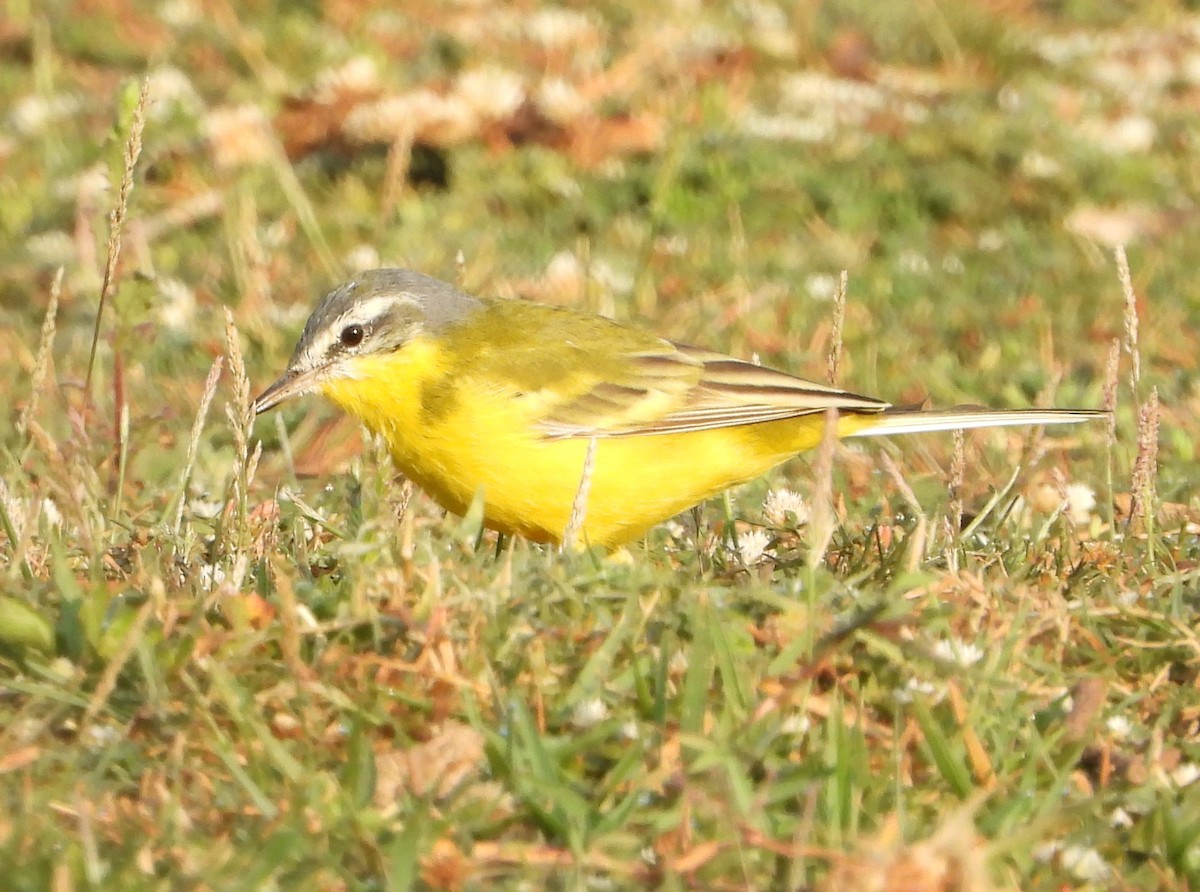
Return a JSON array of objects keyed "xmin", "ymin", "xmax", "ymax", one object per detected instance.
[{"xmin": 536, "ymin": 340, "xmax": 888, "ymax": 439}]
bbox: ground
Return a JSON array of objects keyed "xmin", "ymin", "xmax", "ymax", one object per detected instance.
[{"xmin": 0, "ymin": 1, "xmax": 1197, "ymax": 889}]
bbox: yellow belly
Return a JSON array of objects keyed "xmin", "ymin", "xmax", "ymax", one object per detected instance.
[{"xmin": 321, "ymin": 340, "xmax": 851, "ymax": 548}]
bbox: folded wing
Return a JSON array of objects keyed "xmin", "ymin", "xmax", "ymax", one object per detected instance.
[{"xmin": 536, "ymin": 341, "xmax": 889, "ymax": 439}]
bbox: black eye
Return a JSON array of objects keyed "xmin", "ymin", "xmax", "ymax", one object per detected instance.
[{"xmin": 340, "ymin": 324, "xmax": 365, "ymax": 347}]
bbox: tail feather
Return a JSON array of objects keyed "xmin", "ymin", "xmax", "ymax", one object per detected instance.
[{"xmin": 846, "ymin": 407, "xmax": 1109, "ymax": 439}]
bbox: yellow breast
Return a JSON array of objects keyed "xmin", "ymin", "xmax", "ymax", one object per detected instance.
[{"xmin": 320, "ymin": 335, "xmax": 840, "ymax": 547}]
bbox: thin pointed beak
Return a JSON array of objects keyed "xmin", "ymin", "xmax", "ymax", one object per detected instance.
[{"xmin": 252, "ymin": 366, "xmax": 325, "ymax": 415}]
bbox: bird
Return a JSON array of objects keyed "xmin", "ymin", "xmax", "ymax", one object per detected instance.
[{"xmin": 253, "ymin": 269, "xmax": 1105, "ymax": 549}]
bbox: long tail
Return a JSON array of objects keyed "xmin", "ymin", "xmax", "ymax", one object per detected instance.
[{"xmin": 846, "ymin": 407, "xmax": 1109, "ymax": 438}]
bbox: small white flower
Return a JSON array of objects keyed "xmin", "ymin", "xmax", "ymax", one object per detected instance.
[
  {"xmin": 10, "ymin": 94, "xmax": 82, "ymax": 136},
  {"xmin": 1171, "ymin": 762, "xmax": 1200, "ymax": 788},
  {"xmin": 25, "ymin": 230, "xmax": 76, "ymax": 267},
  {"xmin": 1110, "ymin": 807, "xmax": 1134, "ymax": 829},
  {"xmin": 40, "ymin": 498, "xmax": 62, "ymax": 529},
  {"xmin": 571, "ymin": 697, "xmax": 608, "ymax": 729},
  {"xmin": 1061, "ymin": 844, "xmax": 1111, "ymax": 882},
  {"xmin": 1101, "ymin": 114, "xmax": 1157, "ymax": 154},
  {"xmin": 740, "ymin": 110, "xmax": 833, "ymax": 144},
  {"xmin": 454, "ymin": 67, "xmax": 526, "ymax": 121},
  {"xmin": 343, "ymin": 245, "xmax": 381, "ymax": 274},
  {"xmin": 199, "ymin": 563, "xmax": 226, "ymax": 591},
  {"xmin": 145, "ymin": 65, "xmax": 202, "ymax": 119},
  {"xmin": 736, "ymin": 529, "xmax": 773, "ymax": 566},
  {"xmin": 1020, "ymin": 151, "xmax": 1063, "ymax": 179},
  {"xmin": 343, "ymin": 90, "xmax": 476, "ymax": 145},
  {"xmin": 536, "ymin": 78, "xmax": 589, "ymax": 124},
  {"xmin": 545, "ymin": 250, "xmax": 581, "ymax": 277},
  {"xmin": 1065, "ymin": 483, "xmax": 1097, "ymax": 525},
  {"xmin": 780, "ymin": 713, "xmax": 810, "ymax": 735},
  {"xmin": 619, "ymin": 721, "xmax": 639, "ymax": 741},
  {"xmin": 83, "ymin": 724, "xmax": 121, "ymax": 748},
  {"xmin": 897, "ymin": 250, "xmax": 930, "ymax": 275},
  {"xmin": 188, "ymin": 497, "xmax": 224, "ymax": 519},
  {"xmin": 313, "ymin": 56, "xmax": 380, "ymax": 103},
  {"xmin": 653, "ymin": 234, "xmax": 688, "ymax": 257},
  {"xmin": 1117, "ymin": 589, "xmax": 1140, "ymax": 607},
  {"xmin": 157, "ymin": 277, "xmax": 196, "ymax": 331},
  {"xmin": 804, "ymin": 273, "xmax": 840, "ymax": 301},
  {"xmin": 663, "ymin": 520, "xmax": 689, "ymax": 543},
  {"xmin": 1032, "ymin": 840, "xmax": 1060, "ymax": 863},
  {"xmin": 1105, "ymin": 715, "xmax": 1132, "ymax": 740},
  {"xmin": 524, "ymin": 8, "xmax": 594, "ymax": 48},
  {"xmin": 977, "ymin": 229, "xmax": 1005, "ymax": 252},
  {"xmin": 931, "ymin": 637, "xmax": 984, "ymax": 668},
  {"xmin": 157, "ymin": 0, "xmax": 202, "ymax": 27},
  {"xmin": 894, "ymin": 678, "xmax": 940, "ymax": 703},
  {"xmin": 763, "ymin": 488, "xmax": 809, "ymax": 526}
]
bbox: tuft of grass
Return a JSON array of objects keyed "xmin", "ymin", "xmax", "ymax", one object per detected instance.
[{"xmin": 83, "ymin": 77, "xmax": 149, "ymax": 402}]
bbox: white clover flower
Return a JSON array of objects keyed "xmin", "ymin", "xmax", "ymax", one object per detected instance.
[
  {"xmin": 157, "ymin": 277, "xmax": 197, "ymax": 331},
  {"xmin": 524, "ymin": 8, "xmax": 594, "ymax": 47},
  {"xmin": 898, "ymin": 249, "xmax": 930, "ymax": 275},
  {"xmin": 343, "ymin": 90, "xmax": 477, "ymax": 146},
  {"xmin": 662, "ymin": 519, "xmax": 689, "ymax": 542},
  {"xmin": 737, "ymin": 529, "xmax": 773, "ymax": 566},
  {"xmin": 10, "ymin": 94, "xmax": 82, "ymax": 136},
  {"xmin": 1032, "ymin": 840, "xmax": 1060, "ymax": 863},
  {"xmin": 571, "ymin": 697, "xmax": 608, "ymax": 729},
  {"xmin": 894, "ymin": 678, "xmax": 940, "ymax": 703},
  {"xmin": 157, "ymin": 0, "xmax": 202, "ymax": 27},
  {"xmin": 24, "ymin": 230, "xmax": 76, "ymax": 267},
  {"xmin": 454, "ymin": 67, "xmax": 526, "ymax": 121},
  {"xmin": 536, "ymin": 78, "xmax": 589, "ymax": 124},
  {"xmin": 146, "ymin": 65, "xmax": 202, "ymax": 119},
  {"xmin": 1061, "ymin": 845, "xmax": 1111, "ymax": 882},
  {"xmin": 1105, "ymin": 715, "xmax": 1132, "ymax": 740},
  {"xmin": 199, "ymin": 563, "xmax": 226, "ymax": 592},
  {"xmin": 780, "ymin": 713, "xmax": 811, "ymax": 735},
  {"xmin": 931, "ymin": 637, "xmax": 984, "ymax": 668},
  {"xmin": 1171, "ymin": 762, "xmax": 1200, "ymax": 788},
  {"xmin": 188, "ymin": 496, "xmax": 224, "ymax": 519},
  {"xmin": 1065, "ymin": 483, "xmax": 1097, "ymax": 525},
  {"xmin": 40, "ymin": 498, "xmax": 62, "ymax": 530},
  {"xmin": 1020, "ymin": 150, "xmax": 1063, "ymax": 179},
  {"xmin": 343, "ymin": 244, "xmax": 381, "ymax": 274},
  {"xmin": 313, "ymin": 56, "xmax": 380, "ymax": 103},
  {"xmin": 543, "ymin": 250, "xmax": 584, "ymax": 292},
  {"xmin": 763, "ymin": 488, "xmax": 809, "ymax": 525},
  {"xmin": 977, "ymin": 229, "xmax": 1005, "ymax": 252}
]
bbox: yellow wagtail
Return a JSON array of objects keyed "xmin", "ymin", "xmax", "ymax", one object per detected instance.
[{"xmin": 253, "ymin": 269, "xmax": 1105, "ymax": 548}]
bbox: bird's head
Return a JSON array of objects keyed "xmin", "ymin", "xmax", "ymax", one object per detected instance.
[{"xmin": 252, "ymin": 269, "xmax": 482, "ymax": 414}]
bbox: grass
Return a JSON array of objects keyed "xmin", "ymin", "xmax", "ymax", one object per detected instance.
[{"xmin": 2, "ymin": 1, "xmax": 1199, "ymax": 889}]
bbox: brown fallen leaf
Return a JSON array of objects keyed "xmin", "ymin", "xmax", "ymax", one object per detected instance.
[{"xmin": 373, "ymin": 721, "xmax": 485, "ymax": 806}]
